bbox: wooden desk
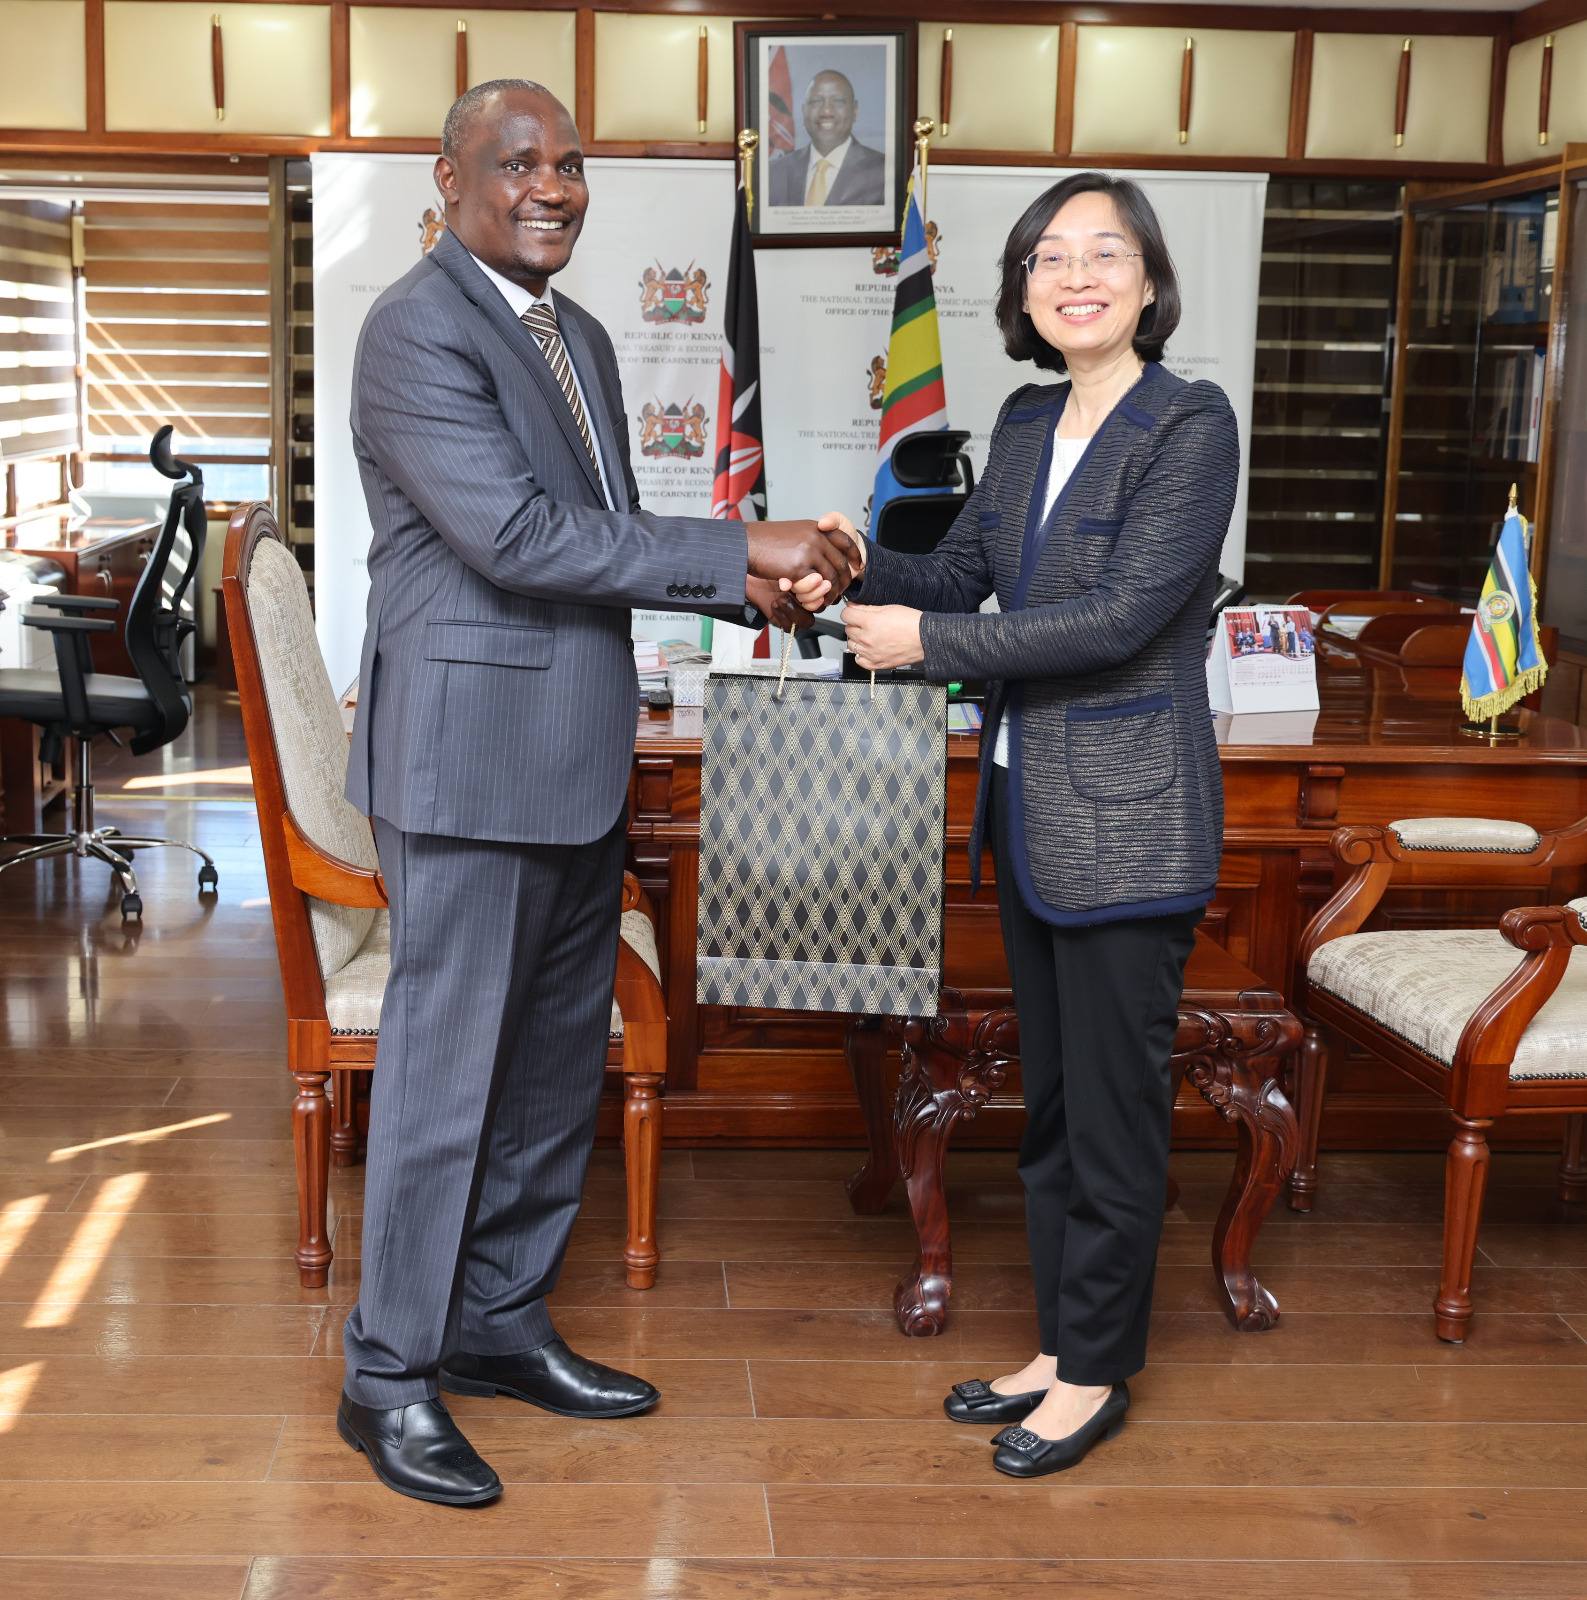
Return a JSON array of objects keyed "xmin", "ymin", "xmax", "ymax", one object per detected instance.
[
  {"xmin": 628, "ymin": 654, "xmax": 1587, "ymax": 1151},
  {"xmin": 4, "ymin": 511, "xmax": 160, "ymax": 679},
  {"xmin": 0, "ymin": 512, "xmax": 160, "ymax": 832}
]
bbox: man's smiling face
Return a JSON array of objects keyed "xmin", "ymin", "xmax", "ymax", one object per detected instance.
[{"xmin": 434, "ymin": 86, "xmax": 588, "ymax": 295}]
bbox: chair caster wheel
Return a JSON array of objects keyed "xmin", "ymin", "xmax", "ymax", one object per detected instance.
[
  {"xmin": 121, "ymin": 893, "xmax": 143, "ymax": 919},
  {"xmin": 198, "ymin": 865, "xmax": 219, "ymax": 892}
]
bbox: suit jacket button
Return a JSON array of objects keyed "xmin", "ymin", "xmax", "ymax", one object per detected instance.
[
  {"xmin": 705, "ymin": 584, "xmax": 717, "ymax": 599},
  {"xmin": 666, "ymin": 583, "xmax": 679, "ymax": 598},
  {"xmin": 691, "ymin": 584, "xmax": 705, "ymax": 598}
]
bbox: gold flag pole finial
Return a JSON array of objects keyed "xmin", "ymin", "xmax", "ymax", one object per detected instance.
[
  {"xmin": 736, "ymin": 128, "xmax": 759, "ymax": 230},
  {"xmin": 1508, "ymin": 481, "xmax": 1520, "ymax": 512},
  {"xmin": 913, "ymin": 116, "xmax": 935, "ymax": 226}
]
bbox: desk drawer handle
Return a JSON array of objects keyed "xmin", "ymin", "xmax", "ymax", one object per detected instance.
[{"xmin": 96, "ymin": 569, "xmax": 113, "ymax": 591}]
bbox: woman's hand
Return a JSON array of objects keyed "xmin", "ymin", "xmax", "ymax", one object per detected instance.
[
  {"xmin": 747, "ymin": 576, "xmax": 818, "ymax": 633},
  {"xmin": 818, "ymin": 510, "xmax": 864, "ymax": 573},
  {"xmin": 845, "ymin": 604, "xmax": 924, "ymax": 671},
  {"xmin": 785, "ymin": 512, "xmax": 863, "ymax": 613}
]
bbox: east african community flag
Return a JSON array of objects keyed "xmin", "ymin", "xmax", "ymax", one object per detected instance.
[
  {"xmin": 1460, "ymin": 505, "xmax": 1548, "ymax": 722},
  {"xmin": 869, "ymin": 167, "xmax": 948, "ymax": 531}
]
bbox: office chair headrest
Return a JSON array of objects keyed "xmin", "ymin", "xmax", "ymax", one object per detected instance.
[
  {"xmin": 150, "ymin": 424, "xmax": 203, "ymax": 489},
  {"xmin": 891, "ymin": 429, "xmax": 972, "ymax": 488}
]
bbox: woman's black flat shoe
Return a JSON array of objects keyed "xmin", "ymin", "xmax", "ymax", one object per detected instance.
[
  {"xmin": 943, "ymin": 1378, "xmax": 1047, "ymax": 1426},
  {"xmin": 991, "ymin": 1383, "xmax": 1129, "ymax": 1478}
]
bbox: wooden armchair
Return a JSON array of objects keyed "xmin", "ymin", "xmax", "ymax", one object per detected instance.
[
  {"xmin": 1295, "ymin": 814, "xmax": 1587, "ymax": 1340},
  {"xmin": 221, "ymin": 503, "xmax": 666, "ymax": 1292}
]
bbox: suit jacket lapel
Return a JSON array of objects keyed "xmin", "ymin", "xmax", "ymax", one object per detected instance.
[
  {"xmin": 552, "ymin": 292, "xmax": 621, "ymax": 510},
  {"xmin": 429, "ymin": 230, "xmax": 604, "ymax": 503}
]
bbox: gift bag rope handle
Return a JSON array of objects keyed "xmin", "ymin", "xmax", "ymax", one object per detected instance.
[{"xmin": 774, "ymin": 625, "xmax": 876, "ymax": 701}]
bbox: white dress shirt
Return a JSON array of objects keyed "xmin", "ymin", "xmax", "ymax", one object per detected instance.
[
  {"xmin": 993, "ymin": 435, "xmax": 1089, "ymax": 769},
  {"xmin": 468, "ymin": 250, "xmax": 615, "ymax": 509}
]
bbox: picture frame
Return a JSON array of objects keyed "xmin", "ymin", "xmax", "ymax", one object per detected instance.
[{"xmin": 733, "ymin": 21, "xmax": 915, "ymax": 249}]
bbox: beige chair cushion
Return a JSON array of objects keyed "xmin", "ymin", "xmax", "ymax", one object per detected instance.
[
  {"xmin": 324, "ymin": 910, "xmax": 389, "ymax": 1034},
  {"xmin": 326, "ymin": 906, "xmax": 663, "ymax": 1042},
  {"xmin": 1389, "ymin": 817, "xmax": 1541, "ymax": 853},
  {"xmin": 247, "ymin": 537, "xmax": 381, "ymax": 980},
  {"xmin": 1308, "ymin": 907, "xmax": 1587, "ymax": 1081},
  {"xmin": 610, "ymin": 908, "xmax": 662, "ymax": 1042}
]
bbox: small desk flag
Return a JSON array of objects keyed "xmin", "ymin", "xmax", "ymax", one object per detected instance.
[
  {"xmin": 1460, "ymin": 500, "xmax": 1548, "ymax": 722},
  {"xmin": 869, "ymin": 167, "xmax": 949, "ymax": 532}
]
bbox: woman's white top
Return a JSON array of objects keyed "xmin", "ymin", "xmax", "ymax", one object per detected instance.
[{"xmin": 992, "ymin": 435, "xmax": 1089, "ymax": 769}]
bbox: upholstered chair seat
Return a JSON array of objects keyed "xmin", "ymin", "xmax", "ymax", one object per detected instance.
[
  {"xmin": 1308, "ymin": 905, "xmax": 1587, "ymax": 1082},
  {"xmin": 325, "ymin": 905, "xmax": 661, "ymax": 1043}
]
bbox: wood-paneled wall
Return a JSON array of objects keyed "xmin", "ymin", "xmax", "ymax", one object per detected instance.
[{"xmin": 1, "ymin": 0, "xmax": 1585, "ymax": 178}]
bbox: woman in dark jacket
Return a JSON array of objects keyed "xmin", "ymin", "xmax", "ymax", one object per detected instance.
[{"xmin": 834, "ymin": 172, "xmax": 1240, "ymax": 1479}]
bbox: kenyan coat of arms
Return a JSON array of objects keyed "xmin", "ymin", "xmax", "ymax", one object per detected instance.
[
  {"xmin": 637, "ymin": 400, "xmax": 709, "ymax": 459},
  {"xmin": 639, "ymin": 262, "xmax": 709, "ymax": 324}
]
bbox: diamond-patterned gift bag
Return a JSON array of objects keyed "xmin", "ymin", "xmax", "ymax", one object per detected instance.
[{"xmin": 696, "ymin": 670, "xmax": 946, "ymax": 1017}]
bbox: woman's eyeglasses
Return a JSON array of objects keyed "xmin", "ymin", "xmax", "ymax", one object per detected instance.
[{"xmin": 1022, "ymin": 248, "xmax": 1142, "ymax": 281}]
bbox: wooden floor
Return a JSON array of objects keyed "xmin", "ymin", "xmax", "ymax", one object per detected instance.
[{"xmin": 3, "ymin": 690, "xmax": 1587, "ymax": 1598}]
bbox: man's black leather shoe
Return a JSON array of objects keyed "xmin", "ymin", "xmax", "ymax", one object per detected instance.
[
  {"xmin": 440, "ymin": 1339, "xmax": 660, "ymax": 1418},
  {"xmin": 991, "ymin": 1383, "xmax": 1130, "ymax": 1478},
  {"xmin": 943, "ymin": 1377, "xmax": 1047, "ymax": 1426},
  {"xmin": 336, "ymin": 1393, "xmax": 501, "ymax": 1505}
]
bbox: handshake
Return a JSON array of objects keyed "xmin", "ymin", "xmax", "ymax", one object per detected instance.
[{"xmin": 744, "ymin": 513, "xmax": 864, "ymax": 633}]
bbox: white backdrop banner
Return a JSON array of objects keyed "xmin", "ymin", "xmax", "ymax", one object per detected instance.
[{"xmin": 311, "ymin": 154, "xmax": 1266, "ymax": 690}]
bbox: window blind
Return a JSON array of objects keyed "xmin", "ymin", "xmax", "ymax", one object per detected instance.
[
  {"xmin": 82, "ymin": 198, "xmax": 271, "ymax": 460},
  {"xmin": 0, "ymin": 198, "xmax": 78, "ymax": 463}
]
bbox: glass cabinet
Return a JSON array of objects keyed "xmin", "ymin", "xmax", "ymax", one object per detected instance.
[{"xmin": 1387, "ymin": 182, "xmax": 1560, "ymax": 597}]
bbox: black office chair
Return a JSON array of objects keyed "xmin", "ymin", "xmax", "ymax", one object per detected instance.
[
  {"xmin": 0, "ymin": 427, "xmax": 219, "ymax": 919},
  {"xmin": 839, "ymin": 430, "xmax": 978, "ymax": 684},
  {"xmin": 870, "ymin": 428, "xmax": 976, "ymax": 555}
]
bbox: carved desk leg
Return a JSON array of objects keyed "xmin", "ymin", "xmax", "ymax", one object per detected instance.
[
  {"xmin": 845, "ymin": 1018, "xmax": 899, "ymax": 1215},
  {"xmin": 891, "ymin": 1009, "xmax": 1011, "ymax": 1337},
  {"xmin": 1176, "ymin": 1006, "xmax": 1302, "ymax": 1332}
]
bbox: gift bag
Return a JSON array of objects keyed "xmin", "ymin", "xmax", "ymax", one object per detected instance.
[{"xmin": 697, "ymin": 668, "xmax": 946, "ymax": 1017}]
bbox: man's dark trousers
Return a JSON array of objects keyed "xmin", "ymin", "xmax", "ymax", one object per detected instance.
[{"xmin": 342, "ymin": 812, "xmax": 627, "ymax": 1409}]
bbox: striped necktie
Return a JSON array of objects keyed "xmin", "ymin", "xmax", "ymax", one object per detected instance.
[{"xmin": 519, "ymin": 300, "xmax": 603, "ymax": 490}]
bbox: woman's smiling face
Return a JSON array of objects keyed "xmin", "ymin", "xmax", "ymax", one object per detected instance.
[{"xmin": 1022, "ymin": 189, "xmax": 1154, "ymax": 368}]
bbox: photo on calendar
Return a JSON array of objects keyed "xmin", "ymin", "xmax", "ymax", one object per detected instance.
[{"xmin": 1222, "ymin": 606, "xmax": 1315, "ymax": 664}]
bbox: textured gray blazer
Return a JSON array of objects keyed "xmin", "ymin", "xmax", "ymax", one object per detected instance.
[
  {"xmin": 345, "ymin": 229, "xmax": 747, "ymax": 846},
  {"xmin": 855, "ymin": 361, "xmax": 1240, "ymax": 925}
]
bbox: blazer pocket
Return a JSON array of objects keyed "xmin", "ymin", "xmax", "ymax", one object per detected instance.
[
  {"xmin": 425, "ymin": 620, "xmax": 553, "ymax": 670},
  {"xmin": 1066, "ymin": 692, "xmax": 1176, "ymax": 802},
  {"xmin": 1066, "ymin": 516, "xmax": 1122, "ymax": 589}
]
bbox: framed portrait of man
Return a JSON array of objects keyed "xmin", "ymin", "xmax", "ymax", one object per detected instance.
[{"xmin": 734, "ymin": 21, "xmax": 914, "ymax": 247}]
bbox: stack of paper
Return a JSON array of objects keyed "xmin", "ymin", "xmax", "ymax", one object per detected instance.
[{"xmin": 634, "ymin": 639, "xmax": 668, "ymax": 692}]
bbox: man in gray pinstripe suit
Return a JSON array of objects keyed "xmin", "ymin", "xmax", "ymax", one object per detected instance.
[{"xmin": 336, "ymin": 79, "xmax": 857, "ymax": 1505}]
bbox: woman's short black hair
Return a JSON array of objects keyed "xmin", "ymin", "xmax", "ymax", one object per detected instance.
[{"xmin": 994, "ymin": 172, "xmax": 1181, "ymax": 373}]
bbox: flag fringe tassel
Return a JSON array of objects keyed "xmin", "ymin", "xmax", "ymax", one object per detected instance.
[{"xmin": 1462, "ymin": 661, "xmax": 1548, "ymax": 723}]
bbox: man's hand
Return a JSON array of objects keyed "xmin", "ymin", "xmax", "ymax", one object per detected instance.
[
  {"xmin": 844, "ymin": 604, "xmax": 924, "ymax": 671},
  {"xmin": 746, "ymin": 519, "xmax": 855, "ymax": 600},
  {"xmin": 747, "ymin": 576, "xmax": 817, "ymax": 633},
  {"xmin": 787, "ymin": 512, "xmax": 864, "ymax": 611}
]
